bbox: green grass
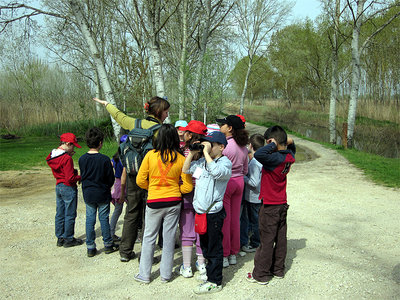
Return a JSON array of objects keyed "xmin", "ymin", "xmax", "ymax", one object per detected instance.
[{"xmin": 0, "ymin": 136, "xmax": 118, "ymax": 171}]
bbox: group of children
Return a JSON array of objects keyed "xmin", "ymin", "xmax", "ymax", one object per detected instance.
[{"xmin": 46, "ymin": 114, "xmax": 295, "ymax": 295}]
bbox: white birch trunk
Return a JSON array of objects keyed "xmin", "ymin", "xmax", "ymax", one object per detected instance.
[
  {"xmin": 240, "ymin": 56, "xmax": 253, "ymax": 115},
  {"xmin": 347, "ymin": 0, "xmax": 365, "ymax": 148},
  {"xmin": 95, "ymin": 70, "xmax": 102, "ymax": 117},
  {"xmin": 68, "ymin": 0, "xmax": 120, "ymax": 140},
  {"xmin": 191, "ymin": 0, "xmax": 211, "ymax": 120},
  {"xmin": 329, "ymin": 0, "xmax": 340, "ymax": 144},
  {"xmin": 150, "ymin": 41, "xmax": 165, "ymax": 98},
  {"xmin": 178, "ymin": 0, "xmax": 188, "ymax": 120}
]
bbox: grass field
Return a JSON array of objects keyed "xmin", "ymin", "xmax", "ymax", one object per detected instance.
[{"xmin": 0, "ymin": 136, "xmax": 118, "ymax": 171}]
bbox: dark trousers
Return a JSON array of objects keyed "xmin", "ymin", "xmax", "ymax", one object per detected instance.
[
  {"xmin": 252, "ymin": 204, "xmax": 289, "ymax": 281},
  {"xmin": 119, "ymin": 175, "xmax": 145, "ymax": 257},
  {"xmin": 240, "ymin": 201, "xmax": 261, "ymax": 248},
  {"xmin": 199, "ymin": 208, "xmax": 226, "ymax": 286}
]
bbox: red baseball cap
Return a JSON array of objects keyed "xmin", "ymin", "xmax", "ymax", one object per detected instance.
[
  {"xmin": 60, "ymin": 133, "xmax": 82, "ymax": 148},
  {"xmin": 237, "ymin": 114, "xmax": 246, "ymax": 124},
  {"xmin": 180, "ymin": 120, "xmax": 208, "ymax": 136}
]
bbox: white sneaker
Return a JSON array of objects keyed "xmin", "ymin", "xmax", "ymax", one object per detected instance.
[
  {"xmin": 196, "ymin": 261, "xmax": 207, "ymax": 275},
  {"xmin": 179, "ymin": 265, "xmax": 193, "ymax": 278},
  {"xmin": 228, "ymin": 254, "xmax": 237, "ymax": 265},
  {"xmin": 223, "ymin": 257, "xmax": 229, "ymax": 268},
  {"xmin": 196, "ymin": 273, "xmax": 208, "ymax": 282},
  {"xmin": 193, "ymin": 281, "xmax": 222, "ymax": 294}
]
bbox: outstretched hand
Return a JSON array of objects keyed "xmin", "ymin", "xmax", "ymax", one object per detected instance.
[{"xmin": 92, "ymin": 97, "xmax": 108, "ymax": 107}]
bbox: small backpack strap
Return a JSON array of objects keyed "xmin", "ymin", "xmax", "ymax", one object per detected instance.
[
  {"xmin": 148, "ymin": 123, "xmax": 161, "ymax": 132},
  {"xmin": 134, "ymin": 119, "xmax": 141, "ymax": 129}
]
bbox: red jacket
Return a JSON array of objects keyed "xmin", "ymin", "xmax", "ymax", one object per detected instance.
[{"xmin": 46, "ymin": 149, "xmax": 81, "ymax": 187}]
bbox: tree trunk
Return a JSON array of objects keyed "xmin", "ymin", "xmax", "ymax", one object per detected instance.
[
  {"xmin": 68, "ymin": 0, "xmax": 120, "ymax": 140},
  {"xmin": 191, "ymin": 0, "xmax": 211, "ymax": 120},
  {"xmin": 178, "ymin": 0, "xmax": 188, "ymax": 120},
  {"xmin": 347, "ymin": 0, "xmax": 365, "ymax": 148},
  {"xmin": 329, "ymin": 0, "xmax": 340, "ymax": 145},
  {"xmin": 95, "ymin": 70, "xmax": 102, "ymax": 117},
  {"xmin": 240, "ymin": 56, "xmax": 253, "ymax": 115}
]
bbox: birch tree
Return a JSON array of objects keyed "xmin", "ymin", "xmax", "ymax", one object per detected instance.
[
  {"xmin": 345, "ymin": 0, "xmax": 400, "ymax": 148},
  {"xmin": 190, "ymin": 0, "xmax": 234, "ymax": 120},
  {"xmin": 234, "ymin": 0, "xmax": 292, "ymax": 115}
]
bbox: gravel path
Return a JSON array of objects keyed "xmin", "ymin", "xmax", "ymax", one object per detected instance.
[{"xmin": 0, "ymin": 123, "xmax": 399, "ymax": 299}]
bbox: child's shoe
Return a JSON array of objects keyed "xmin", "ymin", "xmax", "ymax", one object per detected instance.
[
  {"xmin": 228, "ymin": 254, "xmax": 237, "ymax": 265},
  {"xmin": 193, "ymin": 281, "xmax": 222, "ymax": 294},
  {"xmin": 179, "ymin": 265, "xmax": 193, "ymax": 278},
  {"xmin": 134, "ymin": 273, "xmax": 150, "ymax": 284},
  {"xmin": 223, "ymin": 257, "xmax": 229, "ymax": 268},
  {"xmin": 242, "ymin": 245, "xmax": 257, "ymax": 253},
  {"xmin": 112, "ymin": 235, "xmax": 121, "ymax": 243},
  {"xmin": 56, "ymin": 238, "xmax": 64, "ymax": 247},
  {"xmin": 195, "ymin": 261, "xmax": 207, "ymax": 275},
  {"xmin": 87, "ymin": 248, "xmax": 97, "ymax": 257},
  {"xmin": 245, "ymin": 272, "xmax": 269, "ymax": 285},
  {"xmin": 63, "ymin": 238, "xmax": 83, "ymax": 248},
  {"xmin": 104, "ymin": 243, "xmax": 119, "ymax": 254}
]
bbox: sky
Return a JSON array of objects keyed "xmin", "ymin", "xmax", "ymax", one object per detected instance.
[{"xmin": 290, "ymin": 0, "xmax": 323, "ymax": 22}]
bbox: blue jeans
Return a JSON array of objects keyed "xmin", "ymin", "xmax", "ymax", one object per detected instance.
[
  {"xmin": 85, "ymin": 202, "xmax": 113, "ymax": 249},
  {"xmin": 55, "ymin": 184, "xmax": 78, "ymax": 241},
  {"xmin": 240, "ymin": 201, "xmax": 261, "ymax": 248},
  {"xmin": 110, "ymin": 202, "xmax": 124, "ymax": 236}
]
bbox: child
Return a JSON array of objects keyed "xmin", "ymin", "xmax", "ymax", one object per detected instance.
[
  {"xmin": 240, "ymin": 133, "xmax": 265, "ymax": 253},
  {"xmin": 134, "ymin": 124, "xmax": 193, "ymax": 284},
  {"xmin": 183, "ymin": 131, "xmax": 232, "ymax": 294},
  {"xmin": 110, "ymin": 135, "xmax": 128, "ymax": 243},
  {"xmin": 78, "ymin": 127, "xmax": 118, "ymax": 257},
  {"xmin": 216, "ymin": 115, "xmax": 248, "ymax": 267},
  {"xmin": 175, "ymin": 120, "xmax": 188, "ymax": 147},
  {"xmin": 46, "ymin": 133, "xmax": 84, "ymax": 248},
  {"xmin": 246, "ymin": 125, "xmax": 295, "ymax": 284},
  {"xmin": 177, "ymin": 120, "xmax": 208, "ymax": 278}
]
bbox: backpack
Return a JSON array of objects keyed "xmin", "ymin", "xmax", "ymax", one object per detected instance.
[{"xmin": 119, "ymin": 119, "xmax": 161, "ymax": 175}]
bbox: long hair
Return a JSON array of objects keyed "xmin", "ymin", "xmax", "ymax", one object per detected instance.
[
  {"xmin": 145, "ymin": 97, "xmax": 170, "ymax": 120},
  {"xmin": 232, "ymin": 128, "xmax": 249, "ymax": 147},
  {"xmin": 154, "ymin": 124, "xmax": 182, "ymax": 164}
]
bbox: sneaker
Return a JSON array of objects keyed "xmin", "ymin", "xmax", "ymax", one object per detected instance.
[
  {"xmin": 223, "ymin": 257, "xmax": 229, "ymax": 268},
  {"xmin": 238, "ymin": 251, "xmax": 247, "ymax": 257},
  {"xmin": 161, "ymin": 277, "xmax": 170, "ymax": 283},
  {"xmin": 228, "ymin": 254, "xmax": 237, "ymax": 265},
  {"xmin": 63, "ymin": 238, "xmax": 84, "ymax": 248},
  {"xmin": 273, "ymin": 274, "xmax": 284, "ymax": 279},
  {"xmin": 87, "ymin": 248, "xmax": 97, "ymax": 257},
  {"xmin": 112, "ymin": 235, "xmax": 121, "ymax": 243},
  {"xmin": 120, "ymin": 252, "xmax": 136, "ymax": 262},
  {"xmin": 104, "ymin": 243, "xmax": 119, "ymax": 254},
  {"xmin": 242, "ymin": 245, "xmax": 257, "ymax": 253},
  {"xmin": 196, "ymin": 273, "xmax": 208, "ymax": 282},
  {"xmin": 179, "ymin": 265, "xmax": 193, "ymax": 278},
  {"xmin": 134, "ymin": 273, "xmax": 150, "ymax": 284},
  {"xmin": 56, "ymin": 238, "xmax": 64, "ymax": 247},
  {"xmin": 193, "ymin": 281, "xmax": 222, "ymax": 294},
  {"xmin": 245, "ymin": 272, "xmax": 269, "ymax": 285},
  {"xmin": 195, "ymin": 261, "xmax": 207, "ymax": 275}
]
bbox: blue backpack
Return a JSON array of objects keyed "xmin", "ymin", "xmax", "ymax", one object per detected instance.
[{"xmin": 119, "ymin": 119, "xmax": 161, "ymax": 175}]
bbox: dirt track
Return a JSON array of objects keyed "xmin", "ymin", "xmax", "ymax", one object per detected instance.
[{"xmin": 0, "ymin": 123, "xmax": 399, "ymax": 299}]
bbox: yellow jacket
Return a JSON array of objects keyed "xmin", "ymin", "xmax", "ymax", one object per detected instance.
[
  {"xmin": 106, "ymin": 103, "xmax": 161, "ymax": 132},
  {"xmin": 136, "ymin": 150, "xmax": 193, "ymax": 207}
]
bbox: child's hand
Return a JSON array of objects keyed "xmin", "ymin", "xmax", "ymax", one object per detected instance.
[
  {"xmin": 267, "ymin": 138, "xmax": 277, "ymax": 145},
  {"xmin": 287, "ymin": 137, "xmax": 293, "ymax": 145},
  {"xmin": 202, "ymin": 141, "xmax": 212, "ymax": 154}
]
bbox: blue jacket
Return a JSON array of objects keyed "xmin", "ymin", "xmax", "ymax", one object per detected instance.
[{"xmin": 188, "ymin": 156, "xmax": 232, "ymax": 214}]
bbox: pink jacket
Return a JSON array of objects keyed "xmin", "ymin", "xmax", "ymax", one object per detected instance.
[{"xmin": 222, "ymin": 136, "xmax": 248, "ymax": 178}]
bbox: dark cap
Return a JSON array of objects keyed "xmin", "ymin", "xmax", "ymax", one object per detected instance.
[
  {"xmin": 216, "ymin": 115, "xmax": 245, "ymax": 130},
  {"xmin": 200, "ymin": 131, "xmax": 227, "ymax": 147}
]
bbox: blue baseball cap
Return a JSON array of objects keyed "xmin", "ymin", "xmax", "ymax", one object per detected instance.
[
  {"xmin": 175, "ymin": 120, "xmax": 188, "ymax": 128},
  {"xmin": 200, "ymin": 131, "xmax": 227, "ymax": 147}
]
